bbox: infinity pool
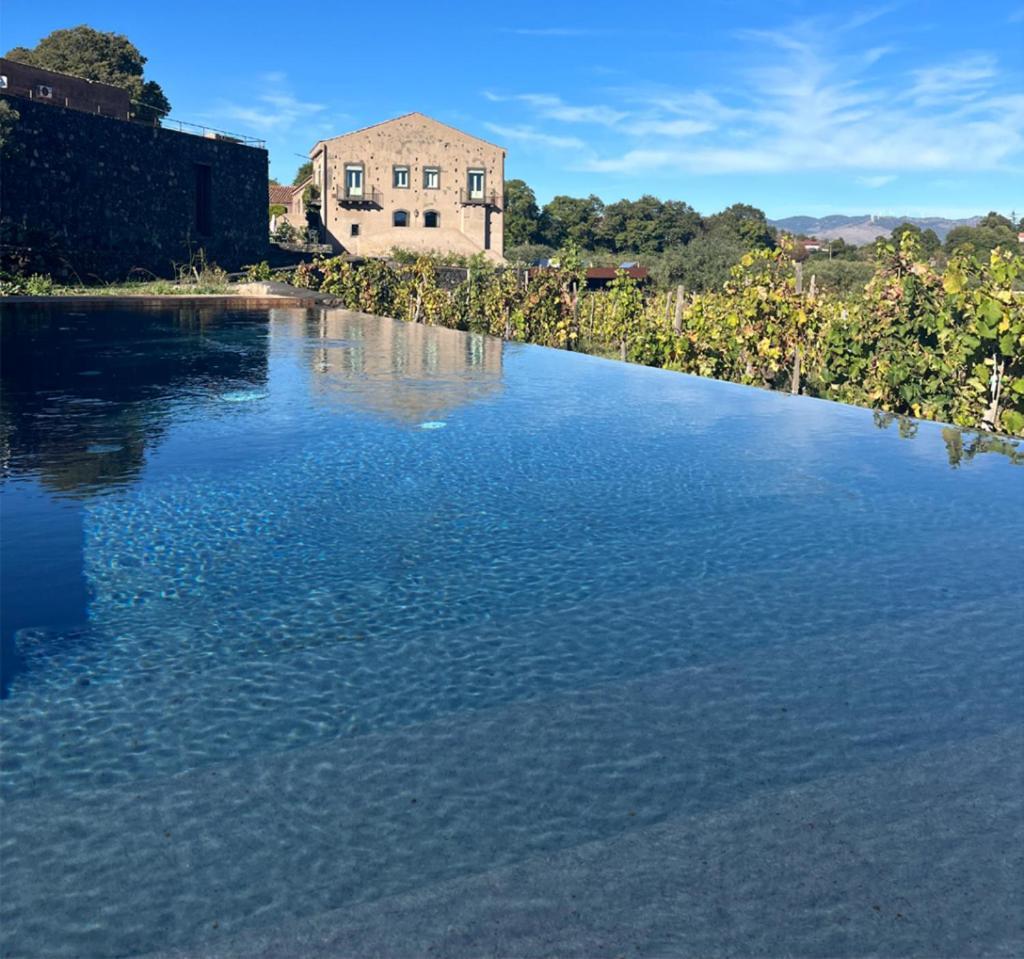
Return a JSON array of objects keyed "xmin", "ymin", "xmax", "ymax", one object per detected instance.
[{"xmin": 1, "ymin": 303, "xmax": 1022, "ymax": 958}]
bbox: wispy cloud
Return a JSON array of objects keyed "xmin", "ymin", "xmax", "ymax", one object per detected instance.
[
  {"xmin": 857, "ymin": 174, "xmax": 897, "ymax": 188},
  {"xmin": 484, "ymin": 92, "xmax": 626, "ymax": 126},
  {"xmin": 483, "ymin": 123, "xmax": 585, "ymax": 150},
  {"xmin": 205, "ymin": 73, "xmax": 327, "ymax": 133},
  {"xmin": 483, "ymin": 16, "xmax": 1024, "ymax": 180},
  {"xmin": 908, "ymin": 55, "xmax": 997, "ymax": 105}
]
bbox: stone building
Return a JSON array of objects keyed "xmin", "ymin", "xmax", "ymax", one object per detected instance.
[
  {"xmin": 0, "ymin": 57, "xmax": 132, "ymax": 120},
  {"xmin": 309, "ymin": 113, "xmax": 505, "ymax": 261},
  {"xmin": 269, "ymin": 183, "xmax": 307, "ymax": 235},
  {"xmin": 1, "ymin": 81, "xmax": 268, "ymax": 280}
]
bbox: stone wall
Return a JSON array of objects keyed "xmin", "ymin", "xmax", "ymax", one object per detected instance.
[{"xmin": 0, "ymin": 95, "xmax": 268, "ymax": 280}]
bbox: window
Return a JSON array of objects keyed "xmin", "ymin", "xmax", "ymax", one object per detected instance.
[
  {"xmin": 194, "ymin": 163, "xmax": 212, "ymax": 236},
  {"xmin": 345, "ymin": 164, "xmax": 363, "ymax": 197},
  {"xmin": 424, "ymin": 210, "xmax": 439, "ymax": 228},
  {"xmin": 350, "ymin": 223, "xmax": 360, "ymax": 237},
  {"xmin": 468, "ymin": 169, "xmax": 485, "ymax": 199},
  {"xmin": 423, "ymin": 166, "xmax": 440, "ymax": 189},
  {"xmin": 393, "ymin": 210, "xmax": 409, "ymax": 227},
  {"xmin": 393, "ymin": 166, "xmax": 409, "ymax": 188}
]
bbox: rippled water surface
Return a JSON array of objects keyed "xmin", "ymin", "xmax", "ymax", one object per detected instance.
[{"xmin": 1, "ymin": 302, "xmax": 1022, "ymax": 958}]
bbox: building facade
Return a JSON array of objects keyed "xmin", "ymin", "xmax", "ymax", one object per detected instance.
[
  {"xmin": 269, "ymin": 183, "xmax": 307, "ymax": 235},
  {"xmin": 0, "ymin": 57, "xmax": 132, "ymax": 120},
  {"xmin": 309, "ymin": 113, "xmax": 505, "ymax": 261}
]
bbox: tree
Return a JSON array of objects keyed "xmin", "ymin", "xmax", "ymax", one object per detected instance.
[
  {"xmin": 503, "ymin": 179, "xmax": 541, "ymax": 246},
  {"xmin": 650, "ymin": 233, "xmax": 745, "ymax": 292},
  {"xmin": 890, "ymin": 222, "xmax": 940, "ymax": 256},
  {"xmin": 293, "ymin": 161, "xmax": 313, "ymax": 186},
  {"xmin": 539, "ymin": 194, "xmax": 604, "ymax": 249},
  {"xmin": 945, "ymin": 221, "xmax": 1018, "ymax": 256},
  {"xmin": 6, "ymin": 26, "xmax": 169, "ymax": 123},
  {"xmin": 706, "ymin": 203, "xmax": 775, "ymax": 249},
  {"xmin": 978, "ymin": 211, "xmax": 1014, "ymax": 231},
  {"xmin": 598, "ymin": 196, "xmax": 702, "ymax": 254}
]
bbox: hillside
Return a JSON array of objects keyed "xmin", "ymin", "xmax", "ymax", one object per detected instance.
[{"xmin": 770, "ymin": 214, "xmax": 981, "ymax": 245}]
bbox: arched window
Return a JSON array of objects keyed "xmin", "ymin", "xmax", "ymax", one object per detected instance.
[
  {"xmin": 424, "ymin": 210, "xmax": 439, "ymax": 228},
  {"xmin": 393, "ymin": 210, "xmax": 409, "ymax": 227}
]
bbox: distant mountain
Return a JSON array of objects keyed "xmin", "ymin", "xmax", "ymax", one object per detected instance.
[{"xmin": 769, "ymin": 214, "xmax": 982, "ymax": 245}]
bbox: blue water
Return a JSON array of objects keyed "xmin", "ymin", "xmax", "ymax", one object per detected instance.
[{"xmin": 1, "ymin": 303, "xmax": 1022, "ymax": 958}]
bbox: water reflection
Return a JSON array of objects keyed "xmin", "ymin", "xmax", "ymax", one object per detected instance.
[
  {"xmin": 872, "ymin": 411, "xmax": 1023, "ymax": 468},
  {"xmin": 0, "ymin": 303, "xmax": 270, "ymax": 695},
  {"xmin": 303, "ymin": 310, "xmax": 503, "ymax": 424},
  {"xmin": 1, "ymin": 304, "xmax": 270, "ymax": 495}
]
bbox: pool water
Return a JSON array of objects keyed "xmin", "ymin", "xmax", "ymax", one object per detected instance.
[{"xmin": 1, "ymin": 303, "xmax": 1022, "ymax": 958}]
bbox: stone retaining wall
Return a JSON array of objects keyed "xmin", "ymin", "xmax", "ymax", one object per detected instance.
[{"xmin": 1, "ymin": 95, "xmax": 268, "ymax": 280}]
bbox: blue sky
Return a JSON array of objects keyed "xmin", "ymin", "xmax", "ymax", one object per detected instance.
[{"xmin": 2, "ymin": 0, "xmax": 1022, "ymax": 218}]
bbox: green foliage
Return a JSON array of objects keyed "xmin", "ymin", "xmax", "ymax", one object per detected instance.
[
  {"xmin": 503, "ymin": 179, "xmax": 541, "ymax": 247},
  {"xmin": 797, "ymin": 258, "xmax": 876, "ymax": 298},
  {"xmin": 288, "ymin": 237, "xmax": 1024, "ymax": 437},
  {"xmin": 273, "ymin": 220, "xmax": 298, "ymax": 244},
  {"xmin": 244, "ymin": 261, "xmax": 273, "ymax": 282},
  {"xmin": 504, "ymin": 243, "xmax": 556, "ymax": 265},
  {"xmin": 649, "ymin": 234, "xmax": 746, "ymax": 292},
  {"xmin": 890, "ymin": 222, "xmax": 941, "ymax": 256},
  {"xmin": 945, "ymin": 218, "xmax": 1018, "ymax": 257},
  {"xmin": 0, "ymin": 100, "xmax": 20, "ymax": 155},
  {"xmin": 6, "ymin": 25, "xmax": 169, "ymax": 122},
  {"xmin": 539, "ymin": 194, "xmax": 605, "ymax": 249},
  {"xmin": 598, "ymin": 196, "xmax": 702, "ymax": 254},
  {"xmin": 0, "ymin": 272, "xmax": 54, "ymax": 295},
  {"xmin": 293, "ymin": 161, "xmax": 313, "ymax": 186},
  {"xmin": 705, "ymin": 203, "xmax": 776, "ymax": 250}
]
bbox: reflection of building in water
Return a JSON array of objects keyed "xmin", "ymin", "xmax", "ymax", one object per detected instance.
[
  {"xmin": 306, "ymin": 310, "xmax": 503, "ymax": 423},
  {"xmin": 1, "ymin": 303, "xmax": 270, "ymax": 495},
  {"xmin": 0, "ymin": 303, "xmax": 269, "ymax": 696}
]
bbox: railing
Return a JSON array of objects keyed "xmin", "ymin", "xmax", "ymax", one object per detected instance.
[
  {"xmin": 0, "ymin": 85, "xmax": 265, "ymax": 146},
  {"xmin": 460, "ymin": 189, "xmax": 502, "ymax": 209},
  {"xmin": 336, "ymin": 187, "xmax": 382, "ymax": 206},
  {"xmin": 156, "ymin": 116, "xmax": 266, "ymax": 148}
]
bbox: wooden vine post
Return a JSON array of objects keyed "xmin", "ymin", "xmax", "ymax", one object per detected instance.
[{"xmin": 673, "ymin": 285, "xmax": 685, "ymax": 333}]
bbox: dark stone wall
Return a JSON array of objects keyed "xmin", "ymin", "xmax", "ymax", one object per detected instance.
[{"xmin": 0, "ymin": 94, "xmax": 268, "ymax": 280}]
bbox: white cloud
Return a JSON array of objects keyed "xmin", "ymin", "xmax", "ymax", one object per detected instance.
[
  {"xmin": 485, "ymin": 20, "xmax": 1024, "ymax": 180},
  {"xmin": 204, "ymin": 74, "xmax": 327, "ymax": 133},
  {"xmin": 483, "ymin": 123, "xmax": 585, "ymax": 150},
  {"xmin": 485, "ymin": 92, "xmax": 626, "ymax": 127},
  {"xmin": 857, "ymin": 174, "xmax": 897, "ymax": 188},
  {"xmin": 908, "ymin": 55, "xmax": 997, "ymax": 105}
]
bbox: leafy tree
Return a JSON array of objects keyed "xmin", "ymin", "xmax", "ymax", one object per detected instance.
[
  {"xmin": 890, "ymin": 222, "xmax": 940, "ymax": 256},
  {"xmin": 539, "ymin": 194, "xmax": 604, "ymax": 249},
  {"xmin": 599, "ymin": 196, "xmax": 702, "ymax": 254},
  {"xmin": 978, "ymin": 211, "xmax": 1014, "ymax": 231},
  {"xmin": 945, "ymin": 220, "xmax": 1018, "ymax": 257},
  {"xmin": 650, "ymin": 233, "xmax": 745, "ymax": 292},
  {"xmin": 6, "ymin": 26, "xmax": 170, "ymax": 123},
  {"xmin": 293, "ymin": 161, "xmax": 313, "ymax": 186},
  {"xmin": 705, "ymin": 203, "xmax": 775, "ymax": 249},
  {"xmin": 503, "ymin": 179, "xmax": 541, "ymax": 246}
]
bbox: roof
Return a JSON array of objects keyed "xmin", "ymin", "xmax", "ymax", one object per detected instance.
[
  {"xmin": 311, "ymin": 112, "xmax": 505, "ymax": 154},
  {"xmin": 269, "ymin": 184, "xmax": 295, "ymax": 205},
  {"xmin": 585, "ymin": 266, "xmax": 650, "ymax": 281}
]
